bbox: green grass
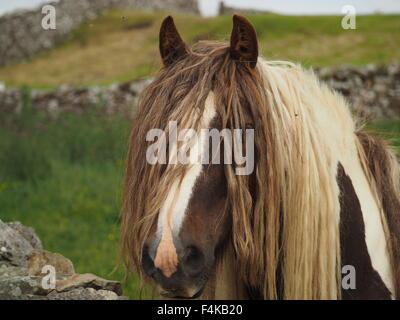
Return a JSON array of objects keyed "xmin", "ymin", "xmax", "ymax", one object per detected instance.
[
  {"xmin": 0, "ymin": 96, "xmax": 152, "ymax": 299},
  {"xmin": 367, "ymin": 118, "xmax": 400, "ymax": 156},
  {"xmin": 0, "ymin": 12, "xmax": 399, "ymax": 87}
]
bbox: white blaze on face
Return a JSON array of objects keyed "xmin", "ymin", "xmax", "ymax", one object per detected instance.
[{"xmin": 153, "ymin": 92, "xmax": 217, "ymax": 277}]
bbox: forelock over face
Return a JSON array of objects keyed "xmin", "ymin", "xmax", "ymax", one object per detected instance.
[
  {"xmin": 141, "ymin": 91, "xmax": 230, "ymax": 298},
  {"xmin": 154, "ymin": 92, "xmax": 219, "ymax": 262},
  {"xmin": 134, "ymin": 15, "xmax": 262, "ymax": 299}
]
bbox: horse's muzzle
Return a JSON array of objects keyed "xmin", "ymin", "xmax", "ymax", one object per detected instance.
[{"xmin": 141, "ymin": 243, "xmax": 211, "ymax": 299}]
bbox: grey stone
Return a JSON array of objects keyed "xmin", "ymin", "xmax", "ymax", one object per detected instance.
[
  {"xmin": 0, "ymin": 275, "xmax": 50, "ymax": 299},
  {"xmin": 56, "ymin": 273, "xmax": 122, "ymax": 296},
  {"xmin": 47, "ymin": 287, "xmax": 119, "ymax": 300},
  {"xmin": 0, "ymin": 221, "xmax": 127, "ymax": 300},
  {"xmin": 0, "ymin": 265, "xmax": 29, "ymax": 278},
  {"xmin": 6, "ymin": 221, "xmax": 43, "ymax": 250},
  {"xmin": 0, "ymin": 220, "xmax": 34, "ymax": 267}
]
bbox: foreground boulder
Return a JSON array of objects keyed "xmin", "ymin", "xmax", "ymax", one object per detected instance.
[
  {"xmin": 0, "ymin": 220, "xmax": 127, "ymax": 300},
  {"xmin": 0, "ymin": 220, "xmax": 40, "ymax": 267}
]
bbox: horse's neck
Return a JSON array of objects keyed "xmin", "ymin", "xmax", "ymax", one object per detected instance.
[{"xmin": 200, "ymin": 243, "xmax": 248, "ymax": 300}]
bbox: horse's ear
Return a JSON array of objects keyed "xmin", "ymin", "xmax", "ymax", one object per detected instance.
[
  {"xmin": 159, "ymin": 16, "xmax": 187, "ymax": 67},
  {"xmin": 230, "ymin": 14, "xmax": 259, "ymax": 68}
]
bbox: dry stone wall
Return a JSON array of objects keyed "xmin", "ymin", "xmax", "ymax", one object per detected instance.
[
  {"xmin": 218, "ymin": 1, "xmax": 271, "ymax": 15},
  {"xmin": 0, "ymin": 64, "xmax": 398, "ymax": 121},
  {"xmin": 316, "ymin": 64, "xmax": 400, "ymax": 119},
  {"xmin": 0, "ymin": 0, "xmax": 199, "ymax": 67}
]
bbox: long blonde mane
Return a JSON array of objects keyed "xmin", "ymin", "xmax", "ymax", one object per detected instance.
[{"xmin": 121, "ymin": 40, "xmax": 397, "ymax": 299}]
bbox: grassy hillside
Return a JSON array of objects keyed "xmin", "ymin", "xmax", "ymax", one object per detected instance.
[{"xmin": 0, "ymin": 11, "xmax": 399, "ymax": 88}]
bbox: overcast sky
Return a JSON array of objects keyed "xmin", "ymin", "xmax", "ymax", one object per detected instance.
[
  {"xmin": 1, "ymin": 0, "xmax": 399, "ymax": 16},
  {"xmin": 198, "ymin": 0, "xmax": 400, "ymax": 15}
]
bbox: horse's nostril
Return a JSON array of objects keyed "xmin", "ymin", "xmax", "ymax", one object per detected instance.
[
  {"xmin": 142, "ymin": 245, "xmax": 157, "ymax": 277},
  {"xmin": 185, "ymin": 246, "xmax": 200, "ymax": 261},
  {"xmin": 182, "ymin": 245, "xmax": 205, "ymax": 276}
]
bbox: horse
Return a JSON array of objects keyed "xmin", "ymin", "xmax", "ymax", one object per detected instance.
[{"xmin": 120, "ymin": 15, "xmax": 400, "ymax": 300}]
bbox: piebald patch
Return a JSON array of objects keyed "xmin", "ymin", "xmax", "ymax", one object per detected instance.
[
  {"xmin": 297, "ymin": 63, "xmax": 395, "ymax": 297},
  {"xmin": 154, "ymin": 92, "xmax": 217, "ymax": 277}
]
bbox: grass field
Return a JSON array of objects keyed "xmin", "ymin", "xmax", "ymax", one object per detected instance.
[{"xmin": 0, "ymin": 12, "xmax": 399, "ymax": 87}]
